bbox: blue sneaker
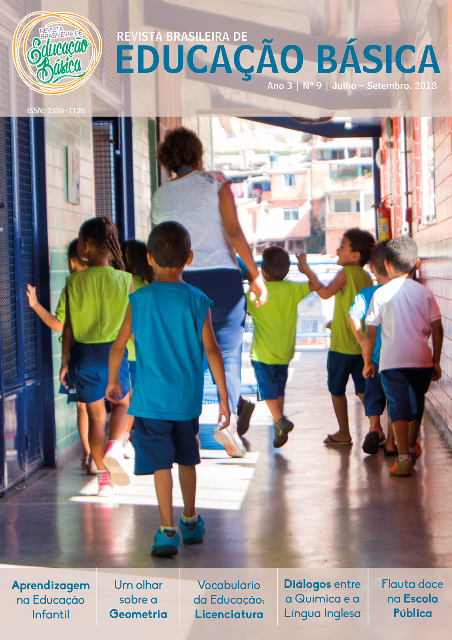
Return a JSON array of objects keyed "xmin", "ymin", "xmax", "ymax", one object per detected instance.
[
  {"xmin": 151, "ymin": 528, "xmax": 180, "ymax": 557},
  {"xmin": 180, "ymin": 514, "xmax": 205, "ymax": 545}
]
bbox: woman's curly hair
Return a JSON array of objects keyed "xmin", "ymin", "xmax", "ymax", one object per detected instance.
[{"xmin": 157, "ymin": 127, "xmax": 203, "ymax": 176}]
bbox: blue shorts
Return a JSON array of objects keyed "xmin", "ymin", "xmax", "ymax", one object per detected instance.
[
  {"xmin": 128, "ymin": 360, "xmax": 136, "ymax": 388},
  {"xmin": 252, "ymin": 361, "xmax": 289, "ymax": 401},
  {"xmin": 134, "ymin": 417, "xmax": 200, "ymax": 474},
  {"xmin": 364, "ymin": 361, "xmax": 386, "ymax": 417},
  {"xmin": 69, "ymin": 342, "xmax": 130, "ymax": 404},
  {"xmin": 327, "ymin": 351, "xmax": 366, "ymax": 396},
  {"xmin": 381, "ymin": 367, "xmax": 432, "ymax": 422}
]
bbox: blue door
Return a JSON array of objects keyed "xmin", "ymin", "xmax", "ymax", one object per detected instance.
[{"xmin": 0, "ymin": 116, "xmax": 45, "ymax": 492}]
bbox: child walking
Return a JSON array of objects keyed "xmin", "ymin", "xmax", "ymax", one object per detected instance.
[
  {"xmin": 299, "ymin": 228, "xmax": 374, "ymax": 445},
  {"xmin": 27, "ymin": 239, "xmax": 93, "ymax": 473},
  {"xmin": 348, "ymin": 242, "xmax": 396, "ymax": 455},
  {"xmin": 364, "ymin": 236, "xmax": 443, "ymax": 476},
  {"xmin": 107, "ymin": 221, "xmax": 229, "ymax": 557},
  {"xmin": 60, "ymin": 217, "xmax": 133, "ymax": 497},
  {"xmin": 247, "ymin": 247, "xmax": 320, "ymax": 447}
]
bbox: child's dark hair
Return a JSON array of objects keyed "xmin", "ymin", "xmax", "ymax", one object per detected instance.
[
  {"xmin": 343, "ymin": 228, "xmax": 375, "ymax": 266},
  {"xmin": 157, "ymin": 127, "xmax": 203, "ymax": 176},
  {"xmin": 79, "ymin": 217, "xmax": 124, "ymax": 269},
  {"xmin": 386, "ymin": 236, "xmax": 418, "ymax": 274},
  {"xmin": 125, "ymin": 239, "xmax": 154, "ymax": 283},
  {"xmin": 67, "ymin": 238, "xmax": 85, "ymax": 265},
  {"xmin": 147, "ymin": 221, "xmax": 191, "ymax": 268},
  {"xmin": 120, "ymin": 241, "xmax": 130, "ymax": 271},
  {"xmin": 262, "ymin": 246, "xmax": 290, "ymax": 281},
  {"xmin": 370, "ymin": 241, "xmax": 388, "ymax": 276}
]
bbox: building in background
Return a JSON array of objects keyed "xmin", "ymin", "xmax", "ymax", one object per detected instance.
[{"xmin": 213, "ymin": 118, "xmax": 375, "ymax": 254}]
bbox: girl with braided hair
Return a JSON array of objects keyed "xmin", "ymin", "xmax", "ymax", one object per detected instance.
[{"xmin": 60, "ymin": 217, "xmax": 133, "ymax": 497}]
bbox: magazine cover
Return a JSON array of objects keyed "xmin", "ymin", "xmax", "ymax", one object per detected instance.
[{"xmin": 0, "ymin": 1, "xmax": 450, "ymax": 638}]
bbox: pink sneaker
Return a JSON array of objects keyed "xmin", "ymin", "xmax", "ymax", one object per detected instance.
[
  {"xmin": 97, "ymin": 471, "xmax": 115, "ymax": 497},
  {"xmin": 103, "ymin": 440, "xmax": 131, "ymax": 486}
]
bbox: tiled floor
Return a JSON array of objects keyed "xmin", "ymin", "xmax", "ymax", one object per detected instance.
[{"xmin": 1, "ymin": 350, "xmax": 452, "ymax": 569}]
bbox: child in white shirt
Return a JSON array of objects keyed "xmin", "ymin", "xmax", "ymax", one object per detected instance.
[{"xmin": 364, "ymin": 236, "xmax": 443, "ymax": 477}]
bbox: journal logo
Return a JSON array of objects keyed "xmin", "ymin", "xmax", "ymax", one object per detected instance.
[{"xmin": 13, "ymin": 12, "xmax": 102, "ymax": 94}]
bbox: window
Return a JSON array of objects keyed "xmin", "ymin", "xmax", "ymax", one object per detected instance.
[
  {"xmin": 334, "ymin": 199, "xmax": 352, "ymax": 213},
  {"xmin": 283, "ymin": 207, "xmax": 299, "ymax": 220},
  {"xmin": 331, "ymin": 149, "xmax": 345, "ymax": 160},
  {"xmin": 348, "ymin": 148, "xmax": 358, "ymax": 158},
  {"xmin": 320, "ymin": 149, "xmax": 332, "ymax": 160},
  {"xmin": 420, "ymin": 117, "xmax": 436, "ymax": 225},
  {"xmin": 330, "ymin": 165, "xmax": 360, "ymax": 180},
  {"xmin": 92, "ymin": 120, "xmax": 118, "ymax": 223},
  {"xmin": 361, "ymin": 147, "xmax": 372, "ymax": 158},
  {"xmin": 284, "ymin": 174, "xmax": 296, "ymax": 186}
]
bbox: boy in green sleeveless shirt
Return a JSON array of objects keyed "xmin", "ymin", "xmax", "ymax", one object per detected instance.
[{"xmin": 299, "ymin": 228, "xmax": 374, "ymax": 445}]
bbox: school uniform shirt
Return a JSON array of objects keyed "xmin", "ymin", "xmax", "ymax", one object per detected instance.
[
  {"xmin": 348, "ymin": 285, "xmax": 382, "ymax": 364},
  {"xmin": 247, "ymin": 280, "xmax": 311, "ymax": 365},
  {"xmin": 365, "ymin": 278, "xmax": 441, "ymax": 372},
  {"xmin": 127, "ymin": 274, "xmax": 147, "ymax": 361},
  {"xmin": 55, "ymin": 287, "xmax": 66, "ymax": 324},
  {"xmin": 330, "ymin": 265, "xmax": 372, "ymax": 355},
  {"xmin": 128, "ymin": 282, "xmax": 212, "ymax": 421},
  {"xmin": 66, "ymin": 266, "xmax": 132, "ymax": 343}
]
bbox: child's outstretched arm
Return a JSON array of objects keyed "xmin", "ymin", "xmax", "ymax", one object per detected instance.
[
  {"xmin": 296, "ymin": 253, "xmax": 322, "ymax": 292},
  {"xmin": 202, "ymin": 310, "xmax": 230, "ymax": 428},
  {"xmin": 297, "ymin": 255, "xmax": 346, "ymax": 300},
  {"xmin": 106, "ymin": 303, "xmax": 132, "ymax": 402},
  {"xmin": 431, "ymin": 319, "xmax": 443, "ymax": 382},
  {"xmin": 27, "ymin": 284, "xmax": 63, "ymax": 332},
  {"xmin": 363, "ymin": 325, "xmax": 378, "ymax": 378}
]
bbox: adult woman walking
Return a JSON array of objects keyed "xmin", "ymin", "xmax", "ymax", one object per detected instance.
[{"xmin": 152, "ymin": 127, "xmax": 267, "ymax": 457}]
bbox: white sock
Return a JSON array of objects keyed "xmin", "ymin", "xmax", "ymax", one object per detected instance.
[
  {"xmin": 398, "ymin": 455, "xmax": 410, "ymax": 462},
  {"xmin": 181, "ymin": 512, "xmax": 198, "ymax": 523}
]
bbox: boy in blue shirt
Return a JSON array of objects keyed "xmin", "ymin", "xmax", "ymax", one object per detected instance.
[
  {"xmin": 348, "ymin": 242, "xmax": 395, "ymax": 455},
  {"xmin": 107, "ymin": 222, "xmax": 229, "ymax": 557}
]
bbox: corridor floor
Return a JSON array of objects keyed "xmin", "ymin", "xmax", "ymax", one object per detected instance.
[{"xmin": 1, "ymin": 350, "xmax": 452, "ymax": 569}]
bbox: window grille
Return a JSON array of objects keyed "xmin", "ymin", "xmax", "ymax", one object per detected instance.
[
  {"xmin": 92, "ymin": 120, "xmax": 117, "ymax": 222},
  {"xmin": 0, "ymin": 117, "xmax": 18, "ymax": 380}
]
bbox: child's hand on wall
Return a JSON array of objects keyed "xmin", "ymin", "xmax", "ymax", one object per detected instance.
[{"xmin": 26, "ymin": 284, "xmax": 38, "ymax": 309}]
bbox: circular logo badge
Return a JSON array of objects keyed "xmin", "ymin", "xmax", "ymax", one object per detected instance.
[{"xmin": 13, "ymin": 12, "xmax": 102, "ymax": 95}]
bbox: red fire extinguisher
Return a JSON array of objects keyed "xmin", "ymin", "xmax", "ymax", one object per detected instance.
[{"xmin": 377, "ymin": 207, "xmax": 392, "ymax": 241}]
